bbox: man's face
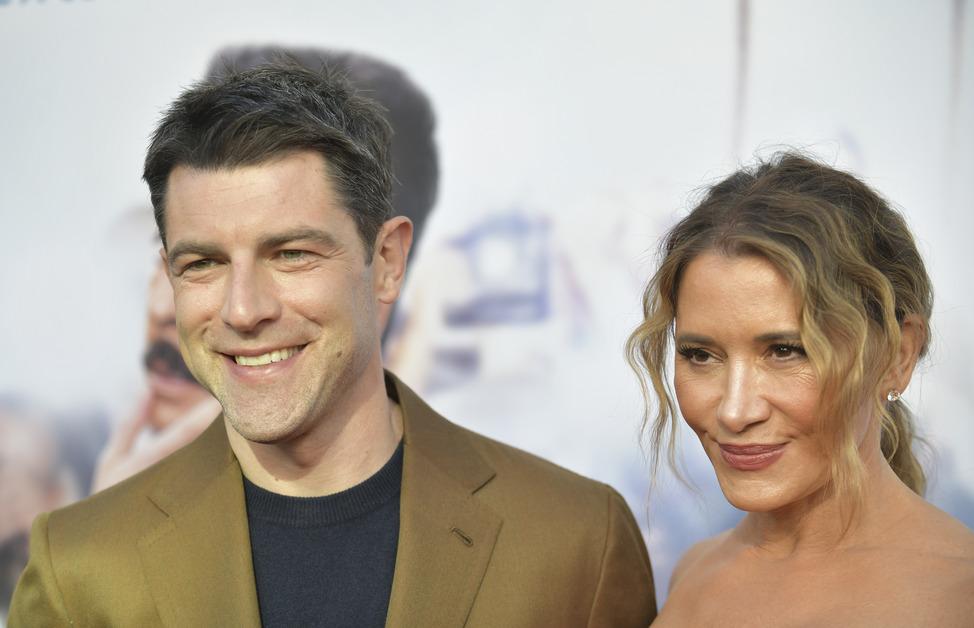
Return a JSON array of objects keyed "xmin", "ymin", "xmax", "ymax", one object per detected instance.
[
  {"xmin": 163, "ymin": 151, "xmax": 386, "ymax": 444},
  {"xmin": 144, "ymin": 260, "xmax": 213, "ymax": 430}
]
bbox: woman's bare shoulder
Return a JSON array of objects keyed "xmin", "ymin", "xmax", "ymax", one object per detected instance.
[
  {"xmin": 882, "ymin": 494, "xmax": 974, "ymax": 617},
  {"xmin": 899, "ymin": 493, "xmax": 974, "ymax": 558}
]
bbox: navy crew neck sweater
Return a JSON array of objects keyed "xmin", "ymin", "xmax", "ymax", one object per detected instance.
[{"xmin": 243, "ymin": 442, "xmax": 403, "ymax": 628}]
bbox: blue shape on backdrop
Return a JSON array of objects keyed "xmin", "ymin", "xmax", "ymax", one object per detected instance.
[{"xmin": 444, "ymin": 210, "xmax": 551, "ymax": 327}]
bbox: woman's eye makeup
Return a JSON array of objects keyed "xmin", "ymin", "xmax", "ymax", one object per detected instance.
[
  {"xmin": 769, "ymin": 343, "xmax": 806, "ymax": 360},
  {"xmin": 676, "ymin": 345, "xmax": 712, "ymax": 363},
  {"xmin": 675, "ymin": 342, "xmax": 806, "ymax": 364}
]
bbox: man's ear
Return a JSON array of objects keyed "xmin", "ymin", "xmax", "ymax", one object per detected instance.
[
  {"xmin": 884, "ymin": 314, "xmax": 926, "ymax": 396},
  {"xmin": 373, "ymin": 216, "xmax": 413, "ymax": 305}
]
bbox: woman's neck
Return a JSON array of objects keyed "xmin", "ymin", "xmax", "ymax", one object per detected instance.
[{"xmin": 734, "ymin": 427, "xmax": 914, "ymax": 559}]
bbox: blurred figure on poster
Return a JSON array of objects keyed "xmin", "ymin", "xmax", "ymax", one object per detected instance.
[
  {"xmin": 92, "ymin": 44, "xmax": 439, "ymax": 493},
  {"xmin": 90, "ymin": 262, "xmax": 221, "ymax": 492},
  {"xmin": 629, "ymin": 152, "xmax": 974, "ymax": 625},
  {"xmin": 0, "ymin": 401, "xmax": 103, "ymax": 624}
]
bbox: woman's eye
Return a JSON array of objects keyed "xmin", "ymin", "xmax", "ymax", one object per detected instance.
[
  {"xmin": 771, "ymin": 344, "xmax": 806, "ymax": 360},
  {"xmin": 678, "ymin": 346, "xmax": 712, "ymax": 364}
]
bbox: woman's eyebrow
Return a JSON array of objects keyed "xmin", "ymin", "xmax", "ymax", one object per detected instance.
[
  {"xmin": 754, "ymin": 331, "xmax": 802, "ymax": 343},
  {"xmin": 675, "ymin": 333, "xmax": 713, "ymax": 345},
  {"xmin": 674, "ymin": 331, "xmax": 802, "ymax": 345}
]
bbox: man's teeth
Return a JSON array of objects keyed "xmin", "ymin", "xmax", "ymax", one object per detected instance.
[{"xmin": 234, "ymin": 347, "xmax": 299, "ymax": 367}]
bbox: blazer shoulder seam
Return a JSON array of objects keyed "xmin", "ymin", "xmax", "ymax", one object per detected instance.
[
  {"xmin": 40, "ymin": 511, "xmax": 76, "ymax": 625},
  {"xmin": 583, "ymin": 484, "xmax": 615, "ymax": 627}
]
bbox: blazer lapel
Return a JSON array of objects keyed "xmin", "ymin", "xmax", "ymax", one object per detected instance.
[
  {"xmin": 137, "ymin": 419, "xmax": 261, "ymax": 627},
  {"xmin": 385, "ymin": 375, "xmax": 502, "ymax": 628}
]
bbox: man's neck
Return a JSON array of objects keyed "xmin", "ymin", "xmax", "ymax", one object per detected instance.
[{"xmin": 226, "ymin": 371, "xmax": 404, "ymax": 497}]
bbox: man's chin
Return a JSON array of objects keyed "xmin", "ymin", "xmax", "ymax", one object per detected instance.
[{"xmin": 223, "ymin": 411, "xmax": 302, "ymax": 445}]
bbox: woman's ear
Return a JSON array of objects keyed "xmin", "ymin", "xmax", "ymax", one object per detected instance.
[{"xmin": 885, "ymin": 314, "xmax": 926, "ymax": 396}]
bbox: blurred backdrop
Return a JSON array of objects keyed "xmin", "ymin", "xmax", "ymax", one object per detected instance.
[{"xmin": 1, "ymin": 0, "xmax": 972, "ymax": 617}]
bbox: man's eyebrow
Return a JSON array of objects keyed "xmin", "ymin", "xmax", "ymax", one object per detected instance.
[
  {"xmin": 166, "ymin": 228, "xmax": 342, "ymax": 263},
  {"xmin": 167, "ymin": 241, "xmax": 222, "ymax": 263},
  {"xmin": 259, "ymin": 228, "xmax": 341, "ymax": 250}
]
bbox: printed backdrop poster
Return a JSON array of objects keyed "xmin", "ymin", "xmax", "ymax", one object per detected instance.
[{"xmin": 1, "ymin": 1, "xmax": 972, "ymax": 616}]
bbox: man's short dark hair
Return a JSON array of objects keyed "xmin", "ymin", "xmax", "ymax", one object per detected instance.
[
  {"xmin": 205, "ymin": 45, "xmax": 439, "ymax": 249},
  {"xmin": 143, "ymin": 64, "xmax": 394, "ymax": 259}
]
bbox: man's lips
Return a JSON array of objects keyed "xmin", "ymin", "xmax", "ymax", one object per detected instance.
[{"xmin": 718, "ymin": 442, "xmax": 787, "ymax": 471}]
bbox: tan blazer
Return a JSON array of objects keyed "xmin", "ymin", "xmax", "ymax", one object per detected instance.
[{"xmin": 10, "ymin": 374, "xmax": 655, "ymax": 627}]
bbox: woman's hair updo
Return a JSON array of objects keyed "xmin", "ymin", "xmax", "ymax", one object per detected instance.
[{"xmin": 627, "ymin": 152, "xmax": 933, "ymax": 504}]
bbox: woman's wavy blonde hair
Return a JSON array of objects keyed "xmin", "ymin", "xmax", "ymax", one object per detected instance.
[{"xmin": 627, "ymin": 152, "xmax": 932, "ymax": 509}]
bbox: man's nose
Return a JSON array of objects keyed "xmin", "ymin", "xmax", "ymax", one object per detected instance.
[
  {"xmin": 716, "ymin": 361, "xmax": 771, "ymax": 433},
  {"xmin": 220, "ymin": 264, "xmax": 281, "ymax": 333}
]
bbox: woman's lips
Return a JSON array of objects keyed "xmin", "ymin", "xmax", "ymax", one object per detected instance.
[{"xmin": 718, "ymin": 443, "xmax": 786, "ymax": 471}]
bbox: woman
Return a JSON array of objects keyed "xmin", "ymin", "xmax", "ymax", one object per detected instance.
[{"xmin": 628, "ymin": 153, "xmax": 974, "ymax": 625}]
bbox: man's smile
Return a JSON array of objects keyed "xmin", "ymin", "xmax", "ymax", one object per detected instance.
[{"xmin": 229, "ymin": 345, "xmax": 305, "ymax": 367}]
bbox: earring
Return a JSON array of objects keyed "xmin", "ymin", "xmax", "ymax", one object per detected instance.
[{"xmin": 886, "ymin": 389, "xmax": 901, "ymax": 402}]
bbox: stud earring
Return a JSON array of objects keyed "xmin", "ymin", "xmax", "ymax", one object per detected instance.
[{"xmin": 886, "ymin": 389, "xmax": 901, "ymax": 402}]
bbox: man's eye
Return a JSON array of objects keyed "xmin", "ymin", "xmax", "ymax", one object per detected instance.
[
  {"xmin": 183, "ymin": 259, "xmax": 215, "ymax": 273},
  {"xmin": 279, "ymin": 250, "xmax": 308, "ymax": 262}
]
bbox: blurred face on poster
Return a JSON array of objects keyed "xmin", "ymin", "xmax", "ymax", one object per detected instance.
[{"xmin": 144, "ymin": 260, "xmax": 213, "ymax": 431}]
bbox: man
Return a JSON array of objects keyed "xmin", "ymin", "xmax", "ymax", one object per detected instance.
[
  {"xmin": 10, "ymin": 65, "xmax": 655, "ymax": 626},
  {"xmin": 92, "ymin": 45, "xmax": 439, "ymax": 493}
]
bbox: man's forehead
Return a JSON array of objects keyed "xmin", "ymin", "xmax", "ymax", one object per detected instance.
[
  {"xmin": 164, "ymin": 152, "xmax": 342, "ymax": 219},
  {"xmin": 169, "ymin": 151, "xmax": 332, "ymax": 179},
  {"xmin": 163, "ymin": 159, "xmax": 358, "ymax": 254}
]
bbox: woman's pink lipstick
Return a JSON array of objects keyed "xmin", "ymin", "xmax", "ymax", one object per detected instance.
[{"xmin": 718, "ymin": 443, "xmax": 786, "ymax": 471}]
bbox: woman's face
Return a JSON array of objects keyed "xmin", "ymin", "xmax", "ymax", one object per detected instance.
[{"xmin": 673, "ymin": 252, "xmax": 831, "ymax": 513}]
